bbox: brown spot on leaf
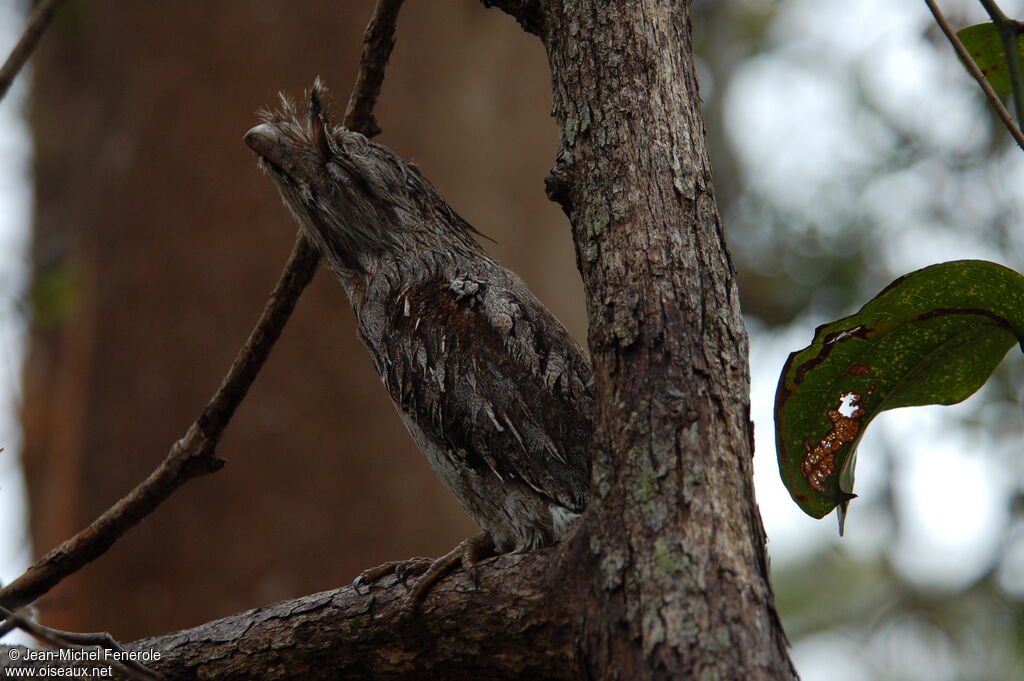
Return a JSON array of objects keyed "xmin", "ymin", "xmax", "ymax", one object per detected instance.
[
  {"xmin": 801, "ymin": 392, "xmax": 865, "ymax": 493},
  {"xmin": 846, "ymin": 364, "xmax": 870, "ymax": 376}
]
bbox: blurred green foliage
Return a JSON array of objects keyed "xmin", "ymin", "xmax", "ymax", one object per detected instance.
[{"xmin": 29, "ymin": 263, "xmax": 76, "ymax": 328}]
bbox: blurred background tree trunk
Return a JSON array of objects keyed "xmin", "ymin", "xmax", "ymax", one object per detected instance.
[{"xmin": 21, "ymin": 0, "xmax": 583, "ymax": 640}]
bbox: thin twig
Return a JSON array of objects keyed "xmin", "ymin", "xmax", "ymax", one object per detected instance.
[
  {"xmin": 0, "ymin": 238, "xmax": 316, "ymax": 612},
  {"xmin": 0, "ymin": 584, "xmax": 20, "ymax": 639},
  {"xmin": 0, "ymin": 0, "xmax": 65, "ymax": 103},
  {"xmin": 1, "ymin": 606, "xmax": 158, "ymax": 681},
  {"xmin": 0, "ymin": 0, "xmax": 406, "ymax": 616},
  {"xmin": 978, "ymin": 0, "xmax": 1024, "ymax": 130},
  {"xmin": 925, "ymin": 0, "xmax": 1024, "ymax": 151},
  {"xmin": 344, "ymin": 0, "xmax": 406, "ymax": 135}
]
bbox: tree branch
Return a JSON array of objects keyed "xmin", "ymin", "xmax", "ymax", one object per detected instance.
[
  {"xmin": 924, "ymin": 0, "xmax": 1024, "ymax": 151},
  {"xmin": 0, "ymin": 233, "xmax": 319, "ymax": 612},
  {"xmin": 1, "ymin": 606, "xmax": 157, "ymax": 681},
  {"xmin": 978, "ymin": 0, "xmax": 1024, "ymax": 131},
  {"xmin": 0, "ymin": 421, "xmax": 224, "ymax": 613},
  {"xmin": 0, "ymin": 0, "xmax": 65, "ymax": 103},
  {"xmin": 344, "ymin": 0, "xmax": 405, "ymax": 136},
  {"xmin": 480, "ymin": 0, "xmax": 545, "ymax": 36},
  {"xmin": 0, "ymin": 0, "xmax": 405, "ymax": 616},
  {"xmin": 2, "ymin": 549, "xmax": 582, "ymax": 681}
]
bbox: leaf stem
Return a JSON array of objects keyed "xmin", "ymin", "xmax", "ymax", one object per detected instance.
[
  {"xmin": 924, "ymin": 0, "xmax": 1024, "ymax": 151},
  {"xmin": 978, "ymin": 0, "xmax": 1024, "ymax": 131}
]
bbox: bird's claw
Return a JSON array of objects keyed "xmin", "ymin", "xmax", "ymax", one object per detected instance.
[
  {"xmin": 354, "ymin": 534, "xmax": 495, "ymax": 616},
  {"xmin": 353, "ymin": 557, "xmax": 432, "ymax": 588},
  {"xmin": 401, "ymin": 532, "xmax": 495, "ymax": 616},
  {"xmin": 394, "ymin": 558, "xmax": 432, "ymax": 582}
]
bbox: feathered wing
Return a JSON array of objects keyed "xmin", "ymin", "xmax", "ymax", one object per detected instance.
[{"xmin": 377, "ymin": 272, "xmax": 594, "ymax": 513}]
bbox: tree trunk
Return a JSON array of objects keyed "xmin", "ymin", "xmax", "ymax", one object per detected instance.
[{"xmin": 499, "ymin": 0, "xmax": 795, "ymax": 677}]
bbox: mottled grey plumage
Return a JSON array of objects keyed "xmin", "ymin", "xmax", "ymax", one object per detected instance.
[{"xmin": 244, "ymin": 81, "xmax": 593, "ymax": 558}]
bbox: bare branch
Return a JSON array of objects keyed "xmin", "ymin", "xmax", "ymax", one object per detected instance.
[
  {"xmin": 192, "ymin": 234, "xmax": 320, "ymax": 439},
  {"xmin": 0, "ymin": 0, "xmax": 407, "ymax": 616},
  {"xmin": 0, "ymin": 421, "xmax": 224, "ymax": 613},
  {"xmin": 344, "ymin": 0, "xmax": 406, "ymax": 136},
  {"xmin": 2, "ymin": 551, "xmax": 582, "ymax": 681},
  {"xmin": 480, "ymin": 0, "xmax": 545, "ymax": 36},
  {"xmin": 0, "ymin": 235, "xmax": 317, "ymax": 613},
  {"xmin": 1, "ymin": 606, "xmax": 157, "ymax": 681},
  {"xmin": 0, "ymin": 0, "xmax": 65, "ymax": 103}
]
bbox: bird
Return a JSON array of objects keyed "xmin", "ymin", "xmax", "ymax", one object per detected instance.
[{"xmin": 244, "ymin": 80, "xmax": 594, "ymax": 605}]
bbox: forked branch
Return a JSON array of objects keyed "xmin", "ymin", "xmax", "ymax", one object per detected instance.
[{"xmin": 925, "ymin": 0, "xmax": 1024, "ymax": 150}]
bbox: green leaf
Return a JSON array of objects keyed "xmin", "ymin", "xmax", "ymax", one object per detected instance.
[
  {"xmin": 956, "ymin": 22, "xmax": 1024, "ymax": 95},
  {"xmin": 774, "ymin": 260, "xmax": 1024, "ymax": 526}
]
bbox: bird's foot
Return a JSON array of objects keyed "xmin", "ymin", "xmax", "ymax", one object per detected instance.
[
  {"xmin": 401, "ymin": 532, "xmax": 495, "ymax": 615},
  {"xmin": 353, "ymin": 556, "xmax": 434, "ymax": 588},
  {"xmin": 352, "ymin": 533, "xmax": 495, "ymax": 614}
]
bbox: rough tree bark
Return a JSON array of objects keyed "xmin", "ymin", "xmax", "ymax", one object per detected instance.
[
  {"xmin": 3, "ymin": 1, "xmax": 797, "ymax": 679},
  {"xmin": 529, "ymin": 1, "xmax": 794, "ymax": 677}
]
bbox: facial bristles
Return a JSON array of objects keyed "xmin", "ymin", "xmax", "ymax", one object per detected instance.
[{"xmin": 254, "ymin": 91, "xmax": 296, "ymax": 127}]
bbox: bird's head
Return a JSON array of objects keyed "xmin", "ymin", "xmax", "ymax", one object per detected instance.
[{"xmin": 245, "ymin": 78, "xmax": 484, "ymax": 274}]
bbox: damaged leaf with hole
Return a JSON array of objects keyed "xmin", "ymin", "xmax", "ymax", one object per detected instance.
[{"xmin": 774, "ymin": 260, "xmax": 1024, "ymax": 527}]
